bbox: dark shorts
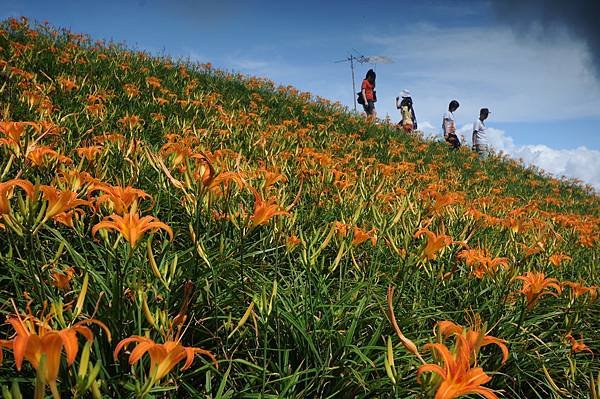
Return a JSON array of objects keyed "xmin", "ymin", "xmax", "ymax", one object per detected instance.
[
  {"xmin": 363, "ymin": 101, "xmax": 375, "ymax": 115},
  {"xmin": 445, "ymin": 133, "xmax": 461, "ymax": 149}
]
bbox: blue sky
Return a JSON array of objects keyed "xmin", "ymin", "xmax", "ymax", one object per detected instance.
[{"xmin": 3, "ymin": 0, "xmax": 600, "ymax": 188}]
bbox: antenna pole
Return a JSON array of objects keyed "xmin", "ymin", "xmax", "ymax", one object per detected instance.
[{"xmin": 351, "ymin": 55, "xmax": 357, "ymax": 112}]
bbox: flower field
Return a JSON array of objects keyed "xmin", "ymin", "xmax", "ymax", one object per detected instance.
[{"xmin": 0, "ymin": 17, "xmax": 598, "ymax": 398}]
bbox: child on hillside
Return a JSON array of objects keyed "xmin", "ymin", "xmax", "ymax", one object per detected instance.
[{"xmin": 396, "ymin": 89, "xmax": 417, "ymax": 133}]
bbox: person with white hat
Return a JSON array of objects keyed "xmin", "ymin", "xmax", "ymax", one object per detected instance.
[{"xmin": 395, "ymin": 89, "xmax": 417, "ymax": 133}]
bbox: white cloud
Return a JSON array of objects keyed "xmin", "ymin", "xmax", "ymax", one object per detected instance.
[
  {"xmin": 418, "ymin": 121, "xmax": 438, "ymax": 137},
  {"xmin": 492, "ymin": 135, "xmax": 600, "ymax": 191},
  {"xmin": 230, "ymin": 59, "xmax": 271, "ymax": 72},
  {"xmin": 418, "ymin": 120, "xmax": 600, "ymax": 190},
  {"xmin": 451, "ymin": 123, "xmax": 600, "ymax": 191},
  {"xmin": 362, "ymin": 24, "xmax": 600, "ymax": 127},
  {"xmin": 180, "ymin": 49, "xmax": 210, "ymax": 64}
]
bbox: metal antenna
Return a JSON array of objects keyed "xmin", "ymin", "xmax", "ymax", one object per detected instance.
[
  {"xmin": 334, "ymin": 53, "xmax": 393, "ymax": 112},
  {"xmin": 334, "ymin": 54, "xmax": 359, "ymax": 112}
]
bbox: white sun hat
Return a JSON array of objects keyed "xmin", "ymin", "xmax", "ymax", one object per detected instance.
[{"xmin": 400, "ymin": 89, "xmax": 411, "ymax": 98}]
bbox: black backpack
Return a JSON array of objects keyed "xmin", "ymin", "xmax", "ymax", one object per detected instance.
[{"xmin": 357, "ymin": 92, "xmax": 365, "ymax": 105}]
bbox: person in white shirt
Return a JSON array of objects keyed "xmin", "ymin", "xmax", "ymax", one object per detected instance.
[
  {"xmin": 442, "ymin": 100, "xmax": 460, "ymax": 149},
  {"xmin": 472, "ymin": 108, "xmax": 490, "ymax": 157}
]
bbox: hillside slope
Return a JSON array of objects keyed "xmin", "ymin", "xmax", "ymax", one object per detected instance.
[{"xmin": 0, "ymin": 17, "xmax": 599, "ymax": 398}]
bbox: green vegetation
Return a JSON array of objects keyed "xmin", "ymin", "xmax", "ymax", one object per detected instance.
[{"xmin": 0, "ymin": 17, "xmax": 598, "ymax": 398}]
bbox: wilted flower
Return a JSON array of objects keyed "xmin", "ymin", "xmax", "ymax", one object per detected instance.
[{"xmin": 565, "ymin": 332, "xmax": 593, "ymax": 355}]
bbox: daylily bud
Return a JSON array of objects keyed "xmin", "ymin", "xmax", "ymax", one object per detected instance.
[{"xmin": 384, "ymin": 337, "xmax": 397, "ymax": 385}]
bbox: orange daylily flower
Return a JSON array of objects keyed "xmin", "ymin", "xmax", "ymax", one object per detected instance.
[
  {"xmin": 155, "ymin": 97, "xmax": 169, "ymax": 106},
  {"xmin": 565, "ymin": 332, "xmax": 593, "ymax": 355},
  {"xmin": 0, "ymin": 121, "xmax": 40, "ymax": 154},
  {"xmin": 514, "ymin": 271, "xmax": 562, "ymax": 309},
  {"xmin": 57, "ymin": 76, "xmax": 78, "ymax": 91},
  {"xmin": 577, "ymin": 230, "xmax": 597, "ymax": 248},
  {"xmin": 114, "ymin": 335, "xmax": 217, "ymax": 382},
  {"xmin": 0, "ymin": 338, "xmax": 10, "ymax": 365},
  {"xmin": 2, "ymin": 308, "xmax": 110, "ymax": 397},
  {"xmin": 27, "ymin": 145, "xmax": 72, "ymax": 166},
  {"xmin": 76, "ymin": 145, "xmax": 103, "ymax": 161},
  {"xmin": 87, "ymin": 93, "xmax": 109, "ymax": 104},
  {"xmin": 504, "ymin": 217, "xmax": 528, "ymax": 234},
  {"xmin": 85, "ymin": 103, "xmax": 105, "ymax": 117},
  {"xmin": 417, "ymin": 334, "xmax": 499, "ymax": 399},
  {"xmin": 161, "ymin": 141, "xmax": 192, "ymax": 167},
  {"xmin": 334, "ymin": 221, "xmax": 349, "ymax": 238},
  {"xmin": 145, "ymin": 76, "xmax": 162, "ymax": 89},
  {"xmin": 259, "ymin": 168, "xmax": 287, "ymax": 189},
  {"xmin": 93, "ymin": 133, "xmax": 125, "ymax": 145},
  {"xmin": 89, "ymin": 183, "xmax": 151, "ymax": 215},
  {"xmin": 118, "ymin": 114, "xmax": 142, "ymax": 129},
  {"xmin": 351, "ymin": 226, "xmax": 377, "ymax": 247},
  {"xmin": 548, "ymin": 253, "xmax": 572, "ymax": 267},
  {"xmin": 414, "ymin": 228, "xmax": 453, "ymax": 260},
  {"xmin": 51, "ymin": 267, "xmax": 76, "ymax": 290},
  {"xmin": 0, "ymin": 179, "xmax": 34, "ymax": 215},
  {"xmin": 435, "ymin": 319, "xmax": 509, "ymax": 365},
  {"xmin": 187, "ymin": 153, "xmax": 216, "ymax": 186},
  {"xmin": 562, "ymin": 281, "xmax": 597, "ymax": 302},
  {"xmin": 0, "ymin": 122, "xmax": 25, "ymax": 149},
  {"xmin": 248, "ymin": 188, "xmax": 288, "ymax": 228},
  {"xmin": 52, "ymin": 209, "xmax": 85, "ymax": 228},
  {"xmin": 286, "ymin": 235, "xmax": 302, "ymax": 251},
  {"xmin": 7, "ymin": 65, "xmax": 35, "ymax": 81},
  {"xmin": 39, "ymin": 185, "xmax": 91, "ymax": 224},
  {"xmin": 92, "ymin": 210, "xmax": 173, "ymax": 248},
  {"xmin": 55, "ymin": 170, "xmax": 95, "ymax": 192},
  {"xmin": 332, "ymin": 172, "xmax": 352, "ymax": 191},
  {"xmin": 457, "ymin": 249, "xmax": 509, "ymax": 278},
  {"xmin": 429, "ymin": 191, "xmax": 464, "ymax": 215},
  {"xmin": 518, "ymin": 241, "xmax": 545, "ymax": 257},
  {"xmin": 123, "ymin": 83, "xmax": 140, "ymax": 97},
  {"xmin": 208, "ymin": 171, "xmax": 246, "ymax": 195},
  {"xmin": 151, "ymin": 112, "xmax": 165, "ymax": 122}
]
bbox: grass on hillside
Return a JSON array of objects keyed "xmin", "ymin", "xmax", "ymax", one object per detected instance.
[{"xmin": 0, "ymin": 17, "xmax": 598, "ymax": 399}]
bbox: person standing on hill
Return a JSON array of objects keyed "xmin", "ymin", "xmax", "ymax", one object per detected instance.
[
  {"xmin": 396, "ymin": 89, "xmax": 417, "ymax": 133},
  {"xmin": 442, "ymin": 100, "xmax": 460, "ymax": 149},
  {"xmin": 472, "ymin": 108, "xmax": 490, "ymax": 157},
  {"xmin": 361, "ymin": 69, "xmax": 376, "ymax": 120}
]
